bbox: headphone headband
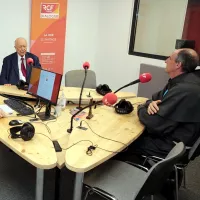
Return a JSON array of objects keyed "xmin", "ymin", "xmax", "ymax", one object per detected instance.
[{"xmin": 10, "ymin": 122, "xmax": 35, "ymax": 141}]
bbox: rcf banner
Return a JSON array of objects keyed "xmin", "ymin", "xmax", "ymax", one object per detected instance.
[{"xmin": 30, "ymin": 0, "xmax": 67, "ymax": 74}]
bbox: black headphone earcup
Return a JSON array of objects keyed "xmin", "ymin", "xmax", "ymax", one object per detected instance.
[
  {"xmin": 21, "ymin": 122, "xmax": 35, "ymax": 141},
  {"xmin": 115, "ymin": 100, "xmax": 134, "ymax": 114},
  {"xmin": 96, "ymin": 84, "xmax": 112, "ymax": 96},
  {"xmin": 10, "ymin": 126, "xmax": 22, "ymax": 139},
  {"xmin": 17, "ymin": 80, "xmax": 28, "ymax": 90},
  {"xmin": 126, "ymin": 101, "xmax": 134, "ymax": 113}
]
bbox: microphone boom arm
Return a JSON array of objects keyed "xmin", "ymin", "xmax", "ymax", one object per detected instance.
[
  {"xmin": 114, "ymin": 79, "xmax": 140, "ymax": 93},
  {"xmin": 67, "ymin": 100, "xmax": 102, "ymax": 133},
  {"xmin": 78, "ymin": 69, "xmax": 88, "ymax": 109}
]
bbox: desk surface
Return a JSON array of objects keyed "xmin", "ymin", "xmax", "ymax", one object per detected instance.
[
  {"xmin": 62, "ymin": 87, "xmax": 136, "ymax": 101},
  {"xmin": 0, "ymin": 86, "xmax": 140, "ymax": 170},
  {"xmin": 0, "ymin": 110, "xmax": 57, "ymax": 169},
  {"xmin": 64, "ymin": 97, "xmax": 146, "ymax": 173},
  {"xmin": 0, "ymin": 86, "xmax": 136, "ymax": 101}
]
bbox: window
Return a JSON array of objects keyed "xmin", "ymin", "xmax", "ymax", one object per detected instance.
[{"xmin": 129, "ymin": 0, "xmax": 200, "ymax": 60}]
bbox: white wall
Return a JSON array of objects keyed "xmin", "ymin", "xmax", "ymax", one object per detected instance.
[
  {"xmin": 94, "ymin": 0, "xmax": 165, "ymax": 93},
  {"xmin": 0, "ymin": 0, "xmax": 31, "ymax": 64},
  {"xmin": 64, "ymin": 0, "xmax": 100, "ymax": 73},
  {"xmin": 0, "ymin": 0, "xmax": 166, "ymax": 95}
]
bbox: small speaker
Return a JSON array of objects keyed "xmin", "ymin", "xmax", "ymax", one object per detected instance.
[{"xmin": 175, "ymin": 39, "xmax": 195, "ymax": 50}]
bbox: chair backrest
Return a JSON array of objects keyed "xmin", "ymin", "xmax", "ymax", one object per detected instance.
[
  {"xmin": 65, "ymin": 70, "xmax": 97, "ymax": 89},
  {"xmin": 135, "ymin": 142, "xmax": 185, "ymax": 200},
  {"xmin": 137, "ymin": 63, "xmax": 169, "ymax": 99}
]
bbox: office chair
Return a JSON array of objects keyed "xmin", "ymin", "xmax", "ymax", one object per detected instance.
[
  {"xmin": 65, "ymin": 70, "xmax": 97, "ymax": 89},
  {"xmin": 176, "ymin": 136, "xmax": 200, "ymax": 188},
  {"xmin": 83, "ymin": 142, "xmax": 185, "ymax": 200},
  {"xmin": 137, "ymin": 63, "xmax": 169, "ymax": 99},
  {"xmin": 142, "ymin": 136, "xmax": 200, "ymax": 200}
]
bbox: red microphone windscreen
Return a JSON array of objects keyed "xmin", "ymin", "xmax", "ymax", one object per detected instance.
[
  {"xmin": 102, "ymin": 93, "xmax": 118, "ymax": 106},
  {"xmin": 139, "ymin": 73, "xmax": 152, "ymax": 83},
  {"xmin": 27, "ymin": 58, "xmax": 34, "ymax": 65},
  {"xmin": 83, "ymin": 62, "xmax": 90, "ymax": 69}
]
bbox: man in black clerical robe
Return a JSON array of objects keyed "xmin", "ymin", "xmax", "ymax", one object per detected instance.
[{"xmin": 122, "ymin": 48, "xmax": 200, "ymax": 159}]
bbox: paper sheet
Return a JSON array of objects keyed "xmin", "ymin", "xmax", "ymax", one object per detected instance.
[{"xmin": 0, "ymin": 104, "xmax": 14, "ymax": 114}]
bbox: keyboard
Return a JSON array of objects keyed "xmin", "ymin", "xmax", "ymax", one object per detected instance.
[{"xmin": 4, "ymin": 99, "xmax": 34, "ymax": 116}]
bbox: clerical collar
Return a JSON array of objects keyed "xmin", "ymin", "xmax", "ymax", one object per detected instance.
[{"xmin": 167, "ymin": 73, "xmax": 188, "ymax": 88}]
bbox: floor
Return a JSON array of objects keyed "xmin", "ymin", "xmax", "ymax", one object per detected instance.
[{"xmin": 0, "ymin": 143, "xmax": 199, "ymax": 200}]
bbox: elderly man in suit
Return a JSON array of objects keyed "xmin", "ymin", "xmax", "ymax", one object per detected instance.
[{"xmin": 0, "ymin": 37, "xmax": 41, "ymax": 85}]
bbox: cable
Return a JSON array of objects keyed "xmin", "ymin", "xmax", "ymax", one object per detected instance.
[
  {"xmin": 36, "ymin": 104, "xmax": 45, "ymax": 114},
  {"xmin": 80, "ymin": 120, "xmax": 128, "ymax": 148},
  {"xmin": 36, "ymin": 133, "xmax": 52, "ymax": 141},
  {"xmin": 32, "ymin": 121, "xmax": 51, "ymax": 134},
  {"xmin": 67, "ymin": 101, "xmax": 76, "ymax": 104},
  {"xmin": 17, "ymin": 114, "xmax": 37, "ymax": 119},
  {"xmin": 62, "ymin": 140, "xmax": 94, "ymax": 150},
  {"xmin": 76, "ymin": 120, "xmax": 129, "ymax": 155},
  {"xmin": 95, "ymin": 145, "xmax": 126, "ymax": 154}
]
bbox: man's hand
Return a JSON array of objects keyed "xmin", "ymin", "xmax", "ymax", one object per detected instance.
[
  {"xmin": 147, "ymin": 100, "xmax": 161, "ymax": 115},
  {"xmin": 4, "ymin": 84, "xmax": 11, "ymax": 86}
]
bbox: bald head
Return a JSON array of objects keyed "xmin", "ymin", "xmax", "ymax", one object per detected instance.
[
  {"xmin": 14, "ymin": 37, "xmax": 27, "ymax": 56},
  {"xmin": 175, "ymin": 48, "xmax": 199, "ymax": 72},
  {"xmin": 165, "ymin": 48, "xmax": 199, "ymax": 78}
]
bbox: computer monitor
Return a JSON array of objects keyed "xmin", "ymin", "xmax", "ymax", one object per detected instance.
[{"xmin": 27, "ymin": 67, "xmax": 62, "ymax": 121}]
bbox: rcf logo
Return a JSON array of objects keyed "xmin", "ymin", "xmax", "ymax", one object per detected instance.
[{"xmin": 40, "ymin": 3, "xmax": 60, "ymax": 19}]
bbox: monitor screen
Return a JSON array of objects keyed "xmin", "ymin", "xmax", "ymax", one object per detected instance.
[{"xmin": 27, "ymin": 67, "xmax": 62, "ymax": 105}]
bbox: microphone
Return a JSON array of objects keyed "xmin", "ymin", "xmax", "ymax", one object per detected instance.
[
  {"xmin": 114, "ymin": 73, "xmax": 152, "ymax": 93},
  {"xmin": 27, "ymin": 58, "xmax": 34, "ymax": 67},
  {"xmin": 102, "ymin": 92, "xmax": 118, "ymax": 106},
  {"xmin": 83, "ymin": 62, "xmax": 90, "ymax": 70},
  {"xmin": 23, "ymin": 58, "xmax": 35, "ymax": 87},
  {"xmin": 77, "ymin": 61, "xmax": 90, "ymax": 109},
  {"xmin": 67, "ymin": 92, "xmax": 117, "ymax": 133}
]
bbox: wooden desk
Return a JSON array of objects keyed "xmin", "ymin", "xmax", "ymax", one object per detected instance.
[
  {"xmin": 0, "ymin": 96, "xmax": 57, "ymax": 200},
  {"xmin": 0, "ymin": 85, "xmax": 33, "ymax": 98},
  {"xmin": 0, "ymin": 85, "xmax": 136, "ymax": 101},
  {"xmin": 62, "ymin": 87, "xmax": 136, "ymax": 101},
  {"xmin": 64, "ymin": 97, "xmax": 146, "ymax": 200},
  {"xmin": 0, "ymin": 86, "xmax": 138, "ymax": 200},
  {"xmin": 0, "ymin": 86, "xmax": 137, "ymax": 169}
]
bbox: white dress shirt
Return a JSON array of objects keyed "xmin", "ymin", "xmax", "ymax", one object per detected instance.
[{"xmin": 17, "ymin": 54, "xmax": 26, "ymax": 82}]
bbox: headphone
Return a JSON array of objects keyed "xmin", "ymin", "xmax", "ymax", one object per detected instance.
[
  {"xmin": 96, "ymin": 84, "xmax": 112, "ymax": 96},
  {"xmin": 16, "ymin": 80, "xmax": 29, "ymax": 90},
  {"xmin": 10, "ymin": 122, "xmax": 35, "ymax": 141},
  {"xmin": 114, "ymin": 99, "xmax": 134, "ymax": 114}
]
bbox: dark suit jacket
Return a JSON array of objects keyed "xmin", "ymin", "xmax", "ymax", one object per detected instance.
[{"xmin": 0, "ymin": 52, "xmax": 41, "ymax": 85}]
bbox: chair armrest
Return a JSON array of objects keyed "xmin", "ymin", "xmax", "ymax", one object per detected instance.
[
  {"xmin": 173, "ymin": 141, "xmax": 191, "ymax": 150},
  {"xmin": 83, "ymin": 184, "xmax": 118, "ymax": 200},
  {"xmin": 93, "ymin": 187, "xmax": 118, "ymax": 200},
  {"xmin": 144, "ymin": 155, "xmax": 163, "ymax": 161},
  {"xmin": 125, "ymin": 161, "xmax": 149, "ymax": 172},
  {"xmin": 141, "ymin": 155, "xmax": 164, "ymax": 166}
]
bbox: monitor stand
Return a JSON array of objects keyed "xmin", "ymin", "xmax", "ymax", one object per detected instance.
[{"xmin": 37, "ymin": 102, "xmax": 56, "ymax": 121}]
